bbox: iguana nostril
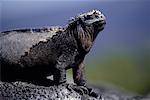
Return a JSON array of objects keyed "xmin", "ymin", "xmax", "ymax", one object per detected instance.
[{"xmin": 100, "ymin": 14, "xmax": 106, "ymax": 21}]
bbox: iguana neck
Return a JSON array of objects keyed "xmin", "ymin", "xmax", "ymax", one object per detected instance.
[{"xmin": 65, "ymin": 23, "xmax": 95, "ymax": 55}]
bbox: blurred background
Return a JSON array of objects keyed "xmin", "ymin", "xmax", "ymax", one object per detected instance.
[{"xmin": 1, "ymin": 0, "xmax": 150, "ymax": 95}]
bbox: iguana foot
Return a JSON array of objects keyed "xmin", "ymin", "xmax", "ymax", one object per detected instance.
[
  {"xmin": 67, "ymin": 85, "xmax": 102, "ymax": 99},
  {"xmin": 67, "ymin": 84, "xmax": 89, "ymax": 95},
  {"xmin": 87, "ymin": 87, "xmax": 101, "ymax": 99}
]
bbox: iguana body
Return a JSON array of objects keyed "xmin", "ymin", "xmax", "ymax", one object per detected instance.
[{"xmin": 0, "ymin": 10, "xmax": 106, "ymax": 87}]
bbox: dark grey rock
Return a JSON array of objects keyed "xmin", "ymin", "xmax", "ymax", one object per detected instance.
[
  {"xmin": 0, "ymin": 81, "xmax": 150, "ymax": 100},
  {"xmin": 0, "ymin": 81, "xmax": 100, "ymax": 100}
]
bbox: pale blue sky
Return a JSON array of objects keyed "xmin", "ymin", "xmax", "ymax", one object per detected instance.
[{"xmin": 0, "ymin": 0, "xmax": 150, "ymax": 61}]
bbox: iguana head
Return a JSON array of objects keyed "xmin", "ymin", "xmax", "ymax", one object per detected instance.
[
  {"xmin": 69, "ymin": 10, "xmax": 106, "ymax": 33},
  {"xmin": 78, "ymin": 10, "xmax": 106, "ymax": 32},
  {"xmin": 68, "ymin": 10, "xmax": 106, "ymax": 53}
]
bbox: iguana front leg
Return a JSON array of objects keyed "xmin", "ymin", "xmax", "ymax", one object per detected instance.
[
  {"xmin": 54, "ymin": 66, "xmax": 66, "ymax": 85},
  {"xmin": 53, "ymin": 54, "xmax": 68, "ymax": 85},
  {"xmin": 72, "ymin": 61, "xmax": 100, "ymax": 98},
  {"xmin": 73, "ymin": 62, "xmax": 86, "ymax": 86}
]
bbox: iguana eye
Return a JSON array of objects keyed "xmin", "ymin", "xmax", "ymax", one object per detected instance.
[
  {"xmin": 95, "ymin": 15, "xmax": 99, "ymax": 18},
  {"xmin": 86, "ymin": 15, "xmax": 92, "ymax": 20}
]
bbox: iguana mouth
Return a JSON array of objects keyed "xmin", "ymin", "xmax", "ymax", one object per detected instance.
[
  {"xmin": 100, "ymin": 20, "xmax": 106, "ymax": 28},
  {"xmin": 100, "ymin": 20, "xmax": 106, "ymax": 24},
  {"xmin": 94, "ymin": 20, "xmax": 106, "ymax": 32}
]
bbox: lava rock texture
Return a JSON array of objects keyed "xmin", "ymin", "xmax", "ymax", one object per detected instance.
[
  {"xmin": 0, "ymin": 81, "xmax": 150, "ymax": 100},
  {"xmin": 0, "ymin": 82, "xmax": 100, "ymax": 100}
]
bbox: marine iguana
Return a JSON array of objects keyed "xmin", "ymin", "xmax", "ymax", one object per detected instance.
[{"xmin": 0, "ymin": 10, "xmax": 106, "ymax": 88}]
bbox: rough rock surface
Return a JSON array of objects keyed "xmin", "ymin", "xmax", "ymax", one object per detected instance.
[
  {"xmin": 0, "ymin": 81, "xmax": 100, "ymax": 100},
  {"xmin": 0, "ymin": 81, "xmax": 149, "ymax": 100}
]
